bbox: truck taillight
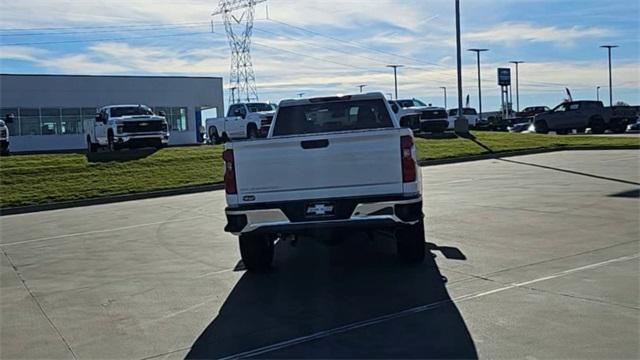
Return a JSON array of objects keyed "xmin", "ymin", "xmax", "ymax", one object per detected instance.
[
  {"xmin": 401, "ymin": 135, "xmax": 416, "ymax": 183},
  {"xmin": 222, "ymin": 149, "xmax": 237, "ymax": 194}
]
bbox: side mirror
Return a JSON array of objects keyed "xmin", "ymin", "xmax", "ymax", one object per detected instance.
[
  {"xmin": 158, "ymin": 111, "xmax": 166, "ymax": 117},
  {"xmin": 5, "ymin": 114, "xmax": 15, "ymax": 123}
]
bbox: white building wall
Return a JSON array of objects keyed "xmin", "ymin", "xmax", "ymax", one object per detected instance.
[{"xmin": 0, "ymin": 74, "xmax": 224, "ymax": 152}]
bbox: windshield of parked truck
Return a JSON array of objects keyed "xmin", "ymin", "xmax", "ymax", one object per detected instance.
[
  {"xmin": 110, "ymin": 106, "xmax": 153, "ymax": 117},
  {"xmin": 397, "ymin": 99, "xmax": 426, "ymax": 108},
  {"xmin": 246, "ymin": 103, "xmax": 274, "ymax": 113},
  {"xmin": 449, "ymin": 108, "xmax": 477, "ymax": 116},
  {"xmin": 272, "ymin": 99, "xmax": 394, "ymax": 136}
]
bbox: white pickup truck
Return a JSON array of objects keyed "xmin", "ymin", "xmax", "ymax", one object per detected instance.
[
  {"xmin": 85, "ymin": 105, "xmax": 169, "ymax": 152},
  {"xmin": 222, "ymin": 92, "xmax": 425, "ymax": 271},
  {"xmin": 205, "ymin": 102, "xmax": 276, "ymax": 143}
]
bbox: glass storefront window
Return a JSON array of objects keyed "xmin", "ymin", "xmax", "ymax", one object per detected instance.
[
  {"xmin": 19, "ymin": 108, "xmax": 40, "ymax": 136},
  {"xmin": 152, "ymin": 106, "xmax": 188, "ymax": 132},
  {"xmin": 62, "ymin": 108, "xmax": 82, "ymax": 134},
  {"xmin": 41, "ymin": 108, "xmax": 61, "ymax": 135}
]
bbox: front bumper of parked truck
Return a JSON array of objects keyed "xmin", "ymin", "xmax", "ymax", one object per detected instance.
[
  {"xmin": 224, "ymin": 194, "xmax": 423, "ymax": 235},
  {"xmin": 114, "ymin": 133, "xmax": 169, "ymax": 147}
]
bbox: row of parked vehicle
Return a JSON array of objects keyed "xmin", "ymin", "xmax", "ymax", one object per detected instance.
[
  {"xmin": 508, "ymin": 101, "xmax": 639, "ymax": 135},
  {"xmin": 204, "ymin": 97, "xmax": 488, "ymax": 143}
]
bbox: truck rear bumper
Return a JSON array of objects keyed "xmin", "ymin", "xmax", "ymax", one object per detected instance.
[{"xmin": 225, "ymin": 194, "xmax": 422, "ymax": 235}]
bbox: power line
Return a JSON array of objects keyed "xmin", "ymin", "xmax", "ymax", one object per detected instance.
[
  {"xmin": 0, "ymin": 21, "xmax": 211, "ymax": 33},
  {"xmin": 0, "ymin": 31, "xmax": 213, "ymax": 46},
  {"xmin": 0, "ymin": 22, "xmax": 212, "ymax": 37}
]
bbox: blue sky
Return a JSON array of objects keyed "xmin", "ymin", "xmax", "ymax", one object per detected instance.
[{"xmin": 1, "ymin": 0, "xmax": 638, "ymax": 111}]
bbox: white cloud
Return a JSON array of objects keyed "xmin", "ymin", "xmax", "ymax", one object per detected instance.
[
  {"xmin": 0, "ymin": 45, "xmax": 46, "ymax": 62},
  {"xmin": 466, "ymin": 22, "xmax": 613, "ymax": 44}
]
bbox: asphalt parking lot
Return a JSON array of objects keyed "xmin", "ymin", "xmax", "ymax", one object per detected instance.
[{"xmin": 1, "ymin": 150, "xmax": 638, "ymax": 359}]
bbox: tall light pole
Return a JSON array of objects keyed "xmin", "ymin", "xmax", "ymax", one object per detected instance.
[
  {"xmin": 510, "ymin": 61, "xmax": 524, "ymax": 112},
  {"xmin": 440, "ymin": 86, "xmax": 447, "ymax": 109},
  {"xmin": 600, "ymin": 45, "xmax": 618, "ymax": 107},
  {"xmin": 358, "ymin": 84, "xmax": 367, "ymax": 93},
  {"xmin": 386, "ymin": 64, "xmax": 403, "ymax": 100},
  {"xmin": 596, "ymin": 86, "xmax": 601, "ymax": 101},
  {"xmin": 468, "ymin": 48, "xmax": 488, "ymax": 123},
  {"xmin": 454, "ymin": 0, "xmax": 468, "ymax": 133}
]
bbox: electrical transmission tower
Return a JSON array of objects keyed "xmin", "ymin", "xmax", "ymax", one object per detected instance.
[{"xmin": 213, "ymin": 0, "xmax": 265, "ymax": 104}]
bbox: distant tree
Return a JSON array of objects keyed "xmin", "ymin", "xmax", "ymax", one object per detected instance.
[{"xmin": 615, "ymin": 101, "xmax": 629, "ymax": 106}]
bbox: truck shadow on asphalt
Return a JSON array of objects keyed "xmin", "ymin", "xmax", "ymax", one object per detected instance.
[{"xmin": 187, "ymin": 233, "xmax": 477, "ymax": 359}]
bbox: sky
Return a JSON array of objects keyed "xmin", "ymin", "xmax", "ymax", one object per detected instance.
[{"xmin": 1, "ymin": 0, "xmax": 639, "ymax": 112}]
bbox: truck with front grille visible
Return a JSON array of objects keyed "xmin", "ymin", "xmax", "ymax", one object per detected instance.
[{"xmin": 84, "ymin": 105, "xmax": 169, "ymax": 152}]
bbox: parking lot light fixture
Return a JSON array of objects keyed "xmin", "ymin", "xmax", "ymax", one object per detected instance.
[
  {"xmin": 386, "ymin": 64, "xmax": 404, "ymax": 100},
  {"xmin": 509, "ymin": 61, "xmax": 524, "ymax": 112},
  {"xmin": 600, "ymin": 45, "xmax": 618, "ymax": 107},
  {"xmin": 467, "ymin": 48, "xmax": 489, "ymax": 123},
  {"xmin": 440, "ymin": 86, "xmax": 447, "ymax": 109},
  {"xmin": 358, "ymin": 84, "xmax": 367, "ymax": 93}
]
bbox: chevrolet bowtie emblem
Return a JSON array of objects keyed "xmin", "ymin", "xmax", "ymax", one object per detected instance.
[{"xmin": 306, "ymin": 203, "xmax": 334, "ymax": 216}]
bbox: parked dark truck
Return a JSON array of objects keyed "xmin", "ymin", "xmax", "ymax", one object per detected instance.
[{"xmin": 533, "ymin": 101, "xmax": 637, "ymax": 134}]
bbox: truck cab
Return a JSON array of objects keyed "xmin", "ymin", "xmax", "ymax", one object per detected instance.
[
  {"xmin": 205, "ymin": 102, "xmax": 276, "ymax": 143},
  {"xmin": 85, "ymin": 105, "xmax": 169, "ymax": 152}
]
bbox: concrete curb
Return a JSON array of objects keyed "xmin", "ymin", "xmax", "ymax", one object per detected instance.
[
  {"xmin": 2, "ymin": 146, "xmax": 638, "ymax": 216},
  {"xmin": 0, "ymin": 184, "xmax": 224, "ymax": 216},
  {"xmin": 417, "ymin": 145, "xmax": 639, "ymax": 166}
]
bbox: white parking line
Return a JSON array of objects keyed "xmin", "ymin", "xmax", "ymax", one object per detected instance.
[
  {"xmin": 217, "ymin": 254, "xmax": 639, "ymax": 360},
  {"xmin": 0, "ymin": 215, "xmax": 207, "ymax": 247}
]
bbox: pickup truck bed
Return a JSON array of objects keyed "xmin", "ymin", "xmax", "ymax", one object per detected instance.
[{"xmin": 221, "ymin": 93, "xmax": 425, "ymax": 271}]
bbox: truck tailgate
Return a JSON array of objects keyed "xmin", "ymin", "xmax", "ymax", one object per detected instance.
[{"xmin": 232, "ymin": 129, "xmax": 406, "ymax": 204}]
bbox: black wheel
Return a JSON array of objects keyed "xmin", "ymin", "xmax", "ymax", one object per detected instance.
[
  {"xmin": 396, "ymin": 219, "xmax": 426, "ymax": 264},
  {"xmin": 221, "ymin": 133, "xmax": 230, "ymax": 143},
  {"xmin": 590, "ymin": 117, "xmax": 605, "ymax": 134},
  {"xmin": 209, "ymin": 127, "xmax": 220, "ymax": 144},
  {"xmin": 247, "ymin": 125, "xmax": 258, "ymax": 139},
  {"xmin": 86, "ymin": 136, "xmax": 97, "ymax": 153},
  {"xmin": 556, "ymin": 129, "xmax": 569, "ymax": 135},
  {"xmin": 107, "ymin": 131, "xmax": 117, "ymax": 151},
  {"xmin": 239, "ymin": 233, "xmax": 275, "ymax": 272},
  {"xmin": 534, "ymin": 120, "xmax": 549, "ymax": 134}
]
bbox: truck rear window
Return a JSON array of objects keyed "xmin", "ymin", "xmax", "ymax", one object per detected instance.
[{"xmin": 272, "ymin": 99, "xmax": 394, "ymax": 136}]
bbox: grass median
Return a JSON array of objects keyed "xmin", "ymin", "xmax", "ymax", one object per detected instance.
[{"xmin": 1, "ymin": 132, "xmax": 638, "ymax": 208}]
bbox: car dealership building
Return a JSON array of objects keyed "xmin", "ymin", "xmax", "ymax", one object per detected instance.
[{"xmin": 0, "ymin": 74, "xmax": 224, "ymax": 152}]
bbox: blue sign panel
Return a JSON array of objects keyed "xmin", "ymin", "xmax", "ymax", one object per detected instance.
[{"xmin": 498, "ymin": 68, "xmax": 511, "ymax": 86}]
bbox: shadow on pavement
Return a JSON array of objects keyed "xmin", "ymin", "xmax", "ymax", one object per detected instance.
[
  {"xmin": 500, "ymin": 158, "xmax": 640, "ymax": 186},
  {"xmin": 187, "ymin": 232, "xmax": 477, "ymax": 359},
  {"xmin": 609, "ymin": 189, "xmax": 640, "ymax": 198}
]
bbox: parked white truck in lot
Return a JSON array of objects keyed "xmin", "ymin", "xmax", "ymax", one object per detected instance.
[
  {"xmin": 85, "ymin": 105, "xmax": 169, "ymax": 152},
  {"xmin": 205, "ymin": 102, "xmax": 276, "ymax": 143},
  {"xmin": 222, "ymin": 93, "xmax": 425, "ymax": 271}
]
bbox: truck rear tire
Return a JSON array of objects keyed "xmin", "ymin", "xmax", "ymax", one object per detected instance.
[
  {"xmin": 590, "ymin": 117, "xmax": 605, "ymax": 134},
  {"xmin": 247, "ymin": 124, "xmax": 258, "ymax": 139},
  {"xmin": 107, "ymin": 131, "xmax": 118, "ymax": 151},
  {"xmin": 396, "ymin": 219, "xmax": 426, "ymax": 264},
  {"xmin": 534, "ymin": 120, "xmax": 549, "ymax": 134},
  {"xmin": 239, "ymin": 233, "xmax": 275, "ymax": 272},
  {"xmin": 86, "ymin": 136, "xmax": 97, "ymax": 153}
]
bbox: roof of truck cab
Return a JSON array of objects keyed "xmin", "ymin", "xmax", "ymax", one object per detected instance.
[{"xmin": 279, "ymin": 92, "xmax": 386, "ymax": 107}]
